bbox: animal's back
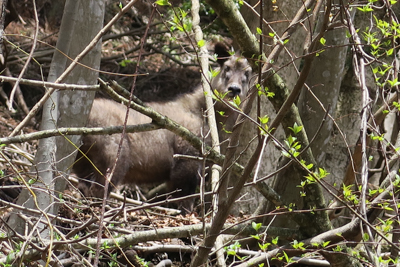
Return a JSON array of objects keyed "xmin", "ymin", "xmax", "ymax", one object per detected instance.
[
  {"xmin": 73, "ymin": 43, "xmax": 252, "ymax": 209},
  {"xmin": 73, "ymin": 93, "xmax": 204, "ymax": 198}
]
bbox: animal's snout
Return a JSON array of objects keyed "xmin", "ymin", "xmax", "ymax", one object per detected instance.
[{"xmin": 228, "ymin": 84, "xmax": 241, "ymax": 97}]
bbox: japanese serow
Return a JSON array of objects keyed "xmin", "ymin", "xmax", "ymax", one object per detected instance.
[{"xmin": 73, "ymin": 43, "xmax": 252, "ymax": 211}]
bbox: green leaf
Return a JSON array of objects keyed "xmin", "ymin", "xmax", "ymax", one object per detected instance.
[
  {"xmin": 288, "ymin": 122, "xmax": 303, "ymax": 135},
  {"xmin": 209, "ymin": 68, "xmax": 220, "ymax": 79},
  {"xmin": 233, "ymin": 96, "xmax": 241, "ymax": 107},
  {"xmin": 259, "ymin": 115, "xmax": 269, "ymax": 125},
  {"xmin": 218, "ymin": 111, "xmax": 226, "ymax": 116},
  {"xmin": 197, "ymin": 39, "xmax": 206, "ymax": 48},
  {"xmin": 357, "ymin": 4, "xmax": 374, "ymax": 12},
  {"xmin": 320, "ymin": 37, "xmax": 326, "ymax": 45},
  {"xmin": 387, "ymin": 78, "xmax": 400, "ymax": 88},
  {"xmin": 316, "ymin": 49, "xmax": 325, "ymax": 56},
  {"xmin": 256, "ymin": 27, "xmax": 263, "ymax": 35},
  {"xmin": 251, "ymin": 234, "xmax": 260, "ymax": 240},
  {"xmin": 119, "ymin": 59, "xmax": 133, "ymax": 67},
  {"xmin": 258, "ymin": 242, "xmax": 270, "ymax": 251},
  {"xmin": 155, "ymin": 0, "xmax": 170, "ymax": 6},
  {"xmin": 252, "ymin": 221, "xmax": 262, "ymax": 231},
  {"xmin": 322, "ymin": 241, "xmax": 331, "ymax": 248},
  {"xmin": 318, "ymin": 168, "xmax": 330, "ymax": 178},
  {"xmin": 363, "ymin": 233, "xmax": 370, "ymax": 241}
]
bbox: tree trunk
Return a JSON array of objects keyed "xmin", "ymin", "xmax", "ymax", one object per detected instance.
[
  {"xmin": 238, "ymin": 0, "xmax": 308, "ymax": 216},
  {"xmin": 7, "ymin": 0, "xmax": 105, "ymax": 241}
]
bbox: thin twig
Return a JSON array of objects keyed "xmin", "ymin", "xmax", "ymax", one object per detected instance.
[{"xmin": 0, "ymin": 75, "xmax": 100, "ymax": 90}]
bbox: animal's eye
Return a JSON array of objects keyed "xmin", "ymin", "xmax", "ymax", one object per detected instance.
[
  {"xmin": 224, "ymin": 66, "xmax": 231, "ymax": 73},
  {"xmin": 244, "ymin": 71, "xmax": 250, "ymax": 79}
]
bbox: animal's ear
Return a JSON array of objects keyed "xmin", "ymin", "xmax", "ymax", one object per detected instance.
[{"xmin": 214, "ymin": 42, "xmax": 231, "ymax": 66}]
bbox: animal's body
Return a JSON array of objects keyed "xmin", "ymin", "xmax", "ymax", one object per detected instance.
[{"xmin": 73, "ymin": 44, "xmax": 252, "ymax": 210}]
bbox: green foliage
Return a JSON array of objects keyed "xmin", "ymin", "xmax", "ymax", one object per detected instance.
[
  {"xmin": 101, "ymin": 240, "xmax": 111, "ymax": 250},
  {"xmin": 282, "ymin": 135, "xmax": 301, "ymax": 158},
  {"xmin": 362, "ymin": 232, "xmax": 370, "ymax": 241},
  {"xmin": 258, "ymin": 242, "xmax": 271, "ymax": 251},
  {"xmin": 315, "ymin": 48, "xmax": 325, "ymax": 56},
  {"xmin": 357, "ymin": 4, "xmax": 374, "ymax": 12},
  {"xmin": 370, "ymin": 132, "xmax": 384, "ymax": 141},
  {"xmin": 333, "ymin": 245, "xmax": 343, "ymax": 252},
  {"xmin": 252, "ymin": 221, "xmax": 262, "ymax": 231},
  {"xmin": 313, "ymin": 240, "xmax": 331, "ymax": 248},
  {"xmin": 169, "ymin": 8, "xmax": 192, "ymax": 32},
  {"xmin": 212, "ymin": 88, "xmax": 228, "ymax": 101},
  {"xmin": 119, "ymin": 59, "xmax": 134, "ymax": 67},
  {"xmin": 108, "ymin": 253, "xmax": 119, "ymax": 267},
  {"xmin": 232, "ymin": 95, "xmax": 241, "ymax": 108},
  {"xmin": 259, "ymin": 115, "xmax": 270, "ymax": 135},
  {"xmin": 393, "ymin": 102, "xmax": 400, "ymax": 111},
  {"xmin": 155, "ymin": 0, "xmax": 171, "ymax": 6},
  {"xmin": 2, "ymin": 254, "xmax": 12, "ymax": 267},
  {"xmin": 197, "ymin": 39, "xmax": 206, "ymax": 48},
  {"xmin": 274, "ymin": 251, "xmax": 294, "ymax": 263},
  {"xmin": 14, "ymin": 241, "xmax": 23, "ymax": 253},
  {"xmin": 217, "ymin": 110, "xmax": 226, "ymax": 117},
  {"xmin": 59, "ymin": 193, "xmax": 64, "ymax": 202},
  {"xmin": 387, "ymin": 78, "xmax": 400, "ymax": 88},
  {"xmin": 54, "ymin": 232, "xmax": 61, "ymax": 241},
  {"xmin": 209, "ymin": 67, "xmax": 220, "ymax": 79},
  {"xmin": 288, "ymin": 122, "xmax": 303, "ymax": 135},
  {"xmin": 300, "ymin": 159, "xmax": 313, "ymax": 170},
  {"xmin": 291, "ymin": 240, "xmax": 306, "ymax": 250},
  {"xmin": 377, "ymin": 256, "xmax": 395, "ymax": 265},
  {"xmin": 224, "ymin": 241, "xmax": 248, "ymax": 261},
  {"xmin": 362, "ymin": 8, "xmax": 400, "ymax": 92},
  {"xmin": 322, "ymin": 241, "xmax": 331, "ymax": 248},
  {"xmin": 135, "ymin": 255, "xmax": 149, "ymax": 267},
  {"xmin": 249, "ymin": 223, "xmax": 280, "ymax": 253},
  {"xmin": 376, "ymin": 217, "xmax": 394, "ymax": 235},
  {"xmin": 368, "ymin": 187, "xmax": 383, "ymax": 197},
  {"xmin": 298, "ymin": 167, "xmax": 329, "ymax": 197},
  {"xmin": 257, "ymin": 83, "xmax": 275, "ymax": 98},
  {"xmin": 342, "ymin": 184, "xmax": 359, "ymax": 204}
]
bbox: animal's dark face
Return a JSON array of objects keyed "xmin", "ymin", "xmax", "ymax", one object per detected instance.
[
  {"xmin": 211, "ymin": 45, "xmax": 252, "ymax": 113},
  {"xmin": 211, "ymin": 42, "xmax": 252, "ymax": 109},
  {"xmin": 217, "ymin": 56, "xmax": 252, "ymax": 100}
]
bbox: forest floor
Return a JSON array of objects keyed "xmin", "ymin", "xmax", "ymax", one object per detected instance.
[{"xmin": 0, "ymin": 101, "xmax": 252, "ymax": 266}]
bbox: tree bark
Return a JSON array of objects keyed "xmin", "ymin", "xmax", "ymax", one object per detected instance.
[{"xmin": 7, "ymin": 0, "xmax": 105, "ymax": 249}]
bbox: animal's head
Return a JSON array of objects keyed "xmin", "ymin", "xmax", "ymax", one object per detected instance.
[{"xmin": 211, "ymin": 43, "xmax": 252, "ymax": 111}]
